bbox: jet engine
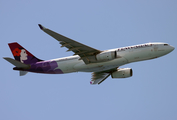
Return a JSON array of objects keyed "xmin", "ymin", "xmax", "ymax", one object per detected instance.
[
  {"xmin": 96, "ymin": 51, "xmax": 117, "ymax": 62},
  {"xmin": 111, "ymin": 68, "xmax": 133, "ymax": 78}
]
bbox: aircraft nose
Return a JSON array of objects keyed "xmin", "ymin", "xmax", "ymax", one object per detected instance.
[{"xmin": 170, "ymin": 46, "xmax": 175, "ymax": 51}]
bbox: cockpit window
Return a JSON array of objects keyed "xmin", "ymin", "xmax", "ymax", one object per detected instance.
[{"xmin": 164, "ymin": 44, "xmax": 169, "ymax": 46}]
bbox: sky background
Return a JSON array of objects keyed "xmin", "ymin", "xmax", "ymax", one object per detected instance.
[{"xmin": 0, "ymin": 0, "xmax": 177, "ymax": 120}]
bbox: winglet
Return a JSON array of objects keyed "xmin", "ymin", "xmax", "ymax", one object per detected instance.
[{"xmin": 38, "ymin": 24, "xmax": 45, "ymax": 30}]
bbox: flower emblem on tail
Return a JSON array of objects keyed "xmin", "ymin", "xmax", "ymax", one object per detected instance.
[{"xmin": 12, "ymin": 48, "xmax": 21, "ymax": 56}]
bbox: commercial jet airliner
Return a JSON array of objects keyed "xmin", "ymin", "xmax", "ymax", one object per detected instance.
[{"xmin": 4, "ymin": 24, "xmax": 175, "ymax": 85}]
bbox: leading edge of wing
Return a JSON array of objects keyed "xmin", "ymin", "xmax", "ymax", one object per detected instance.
[{"xmin": 38, "ymin": 24, "xmax": 101, "ymax": 64}]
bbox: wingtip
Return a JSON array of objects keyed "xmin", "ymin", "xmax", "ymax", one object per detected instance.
[
  {"xmin": 90, "ymin": 81, "xmax": 95, "ymax": 85},
  {"xmin": 3, "ymin": 57, "xmax": 9, "ymax": 60},
  {"xmin": 38, "ymin": 24, "xmax": 44, "ymax": 30}
]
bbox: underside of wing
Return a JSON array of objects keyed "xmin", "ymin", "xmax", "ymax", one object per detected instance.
[
  {"xmin": 90, "ymin": 68, "xmax": 117, "ymax": 85},
  {"xmin": 90, "ymin": 72, "xmax": 111, "ymax": 85},
  {"xmin": 38, "ymin": 24, "xmax": 101, "ymax": 64}
]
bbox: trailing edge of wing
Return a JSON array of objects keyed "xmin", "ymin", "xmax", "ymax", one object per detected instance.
[{"xmin": 38, "ymin": 24, "xmax": 101, "ymax": 64}]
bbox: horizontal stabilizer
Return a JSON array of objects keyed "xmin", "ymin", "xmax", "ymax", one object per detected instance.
[{"xmin": 3, "ymin": 57, "xmax": 30, "ymax": 68}]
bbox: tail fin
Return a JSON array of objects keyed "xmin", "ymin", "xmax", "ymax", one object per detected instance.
[{"xmin": 8, "ymin": 42, "xmax": 43, "ymax": 64}]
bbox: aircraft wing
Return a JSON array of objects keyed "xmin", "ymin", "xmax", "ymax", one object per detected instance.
[
  {"xmin": 90, "ymin": 72, "xmax": 111, "ymax": 85},
  {"xmin": 90, "ymin": 68, "xmax": 118, "ymax": 85},
  {"xmin": 38, "ymin": 24, "xmax": 101, "ymax": 64}
]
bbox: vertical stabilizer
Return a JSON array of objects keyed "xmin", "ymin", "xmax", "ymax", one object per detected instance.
[{"xmin": 8, "ymin": 42, "xmax": 42, "ymax": 64}]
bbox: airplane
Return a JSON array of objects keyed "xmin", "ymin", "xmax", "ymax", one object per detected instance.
[{"xmin": 3, "ymin": 24, "xmax": 175, "ymax": 85}]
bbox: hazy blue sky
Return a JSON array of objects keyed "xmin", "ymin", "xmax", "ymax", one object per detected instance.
[{"xmin": 1, "ymin": 0, "xmax": 177, "ymax": 120}]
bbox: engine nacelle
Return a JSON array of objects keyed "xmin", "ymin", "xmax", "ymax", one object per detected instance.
[
  {"xmin": 111, "ymin": 68, "xmax": 133, "ymax": 78},
  {"xmin": 96, "ymin": 51, "xmax": 117, "ymax": 62}
]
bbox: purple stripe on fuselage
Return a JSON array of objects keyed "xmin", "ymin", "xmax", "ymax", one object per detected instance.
[{"xmin": 28, "ymin": 60, "xmax": 63, "ymax": 74}]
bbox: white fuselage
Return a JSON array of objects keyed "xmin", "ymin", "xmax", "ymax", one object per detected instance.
[{"xmin": 51, "ymin": 42, "xmax": 174, "ymax": 74}]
